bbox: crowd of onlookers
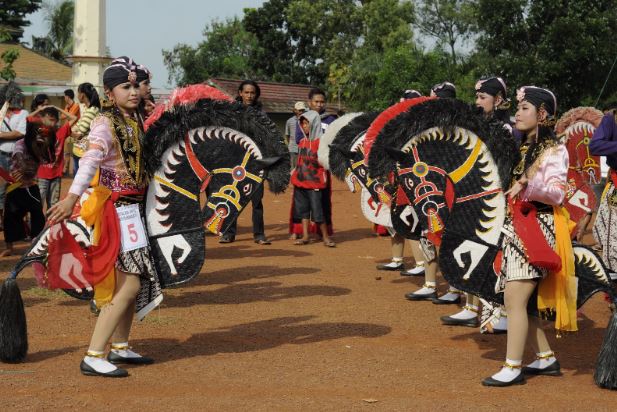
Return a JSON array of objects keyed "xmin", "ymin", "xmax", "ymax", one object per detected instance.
[
  {"xmin": 0, "ymin": 83, "xmax": 103, "ymax": 255},
  {"xmin": 0, "ymin": 77, "xmax": 340, "ymax": 254}
]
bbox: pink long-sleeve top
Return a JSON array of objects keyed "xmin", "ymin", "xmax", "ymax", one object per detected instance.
[
  {"xmin": 68, "ymin": 115, "xmax": 145, "ymax": 197},
  {"xmin": 521, "ymin": 144, "xmax": 569, "ymax": 206}
]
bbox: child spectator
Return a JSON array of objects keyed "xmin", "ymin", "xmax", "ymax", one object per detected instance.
[
  {"xmin": 291, "ymin": 111, "xmax": 335, "ymax": 247},
  {"xmin": 35, "ymin": 106, "xmax": 75, "ymax": 211}
]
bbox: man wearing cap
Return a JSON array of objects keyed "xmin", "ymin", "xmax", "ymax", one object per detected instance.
[{"xmin": 285, "ymin": 101, "xmax": 306, "ymax": 169}]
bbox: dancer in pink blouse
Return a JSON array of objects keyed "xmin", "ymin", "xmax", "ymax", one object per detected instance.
[
  {"xmin": 483, "ymin": 86, "xmax": 575, "ymax": 387},
  {"xmin": 47, "ymin": 56, "xmax": 162, "ymax": 378}
]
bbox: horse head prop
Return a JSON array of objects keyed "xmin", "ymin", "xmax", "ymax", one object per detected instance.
[{"xmin": 143, "ymin": 85, "xmax": 290, "ymax": 287}]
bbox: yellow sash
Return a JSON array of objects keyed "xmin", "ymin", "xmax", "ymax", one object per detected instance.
[{"xmin": 537, "ymin": 206, "xmax": 577, "ymax": 332}]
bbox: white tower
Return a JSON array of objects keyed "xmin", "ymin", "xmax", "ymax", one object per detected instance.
[{"xmin": 69, "ymin": 0, "xmax": 111, "ymax": 89}]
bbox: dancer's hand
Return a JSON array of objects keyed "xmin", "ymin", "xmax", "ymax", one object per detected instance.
[
  {"xmin": 505, "ymin": 177, "xmax": 528, "ymax": 199},
  {"xmin": 47, "ymin": 194, "xmax": 79, "ymax": 225}
]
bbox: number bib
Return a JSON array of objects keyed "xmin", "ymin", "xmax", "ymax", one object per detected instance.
[{"xmin": 116, "ymin": 204, "xmax": 148, "ymax": 252}]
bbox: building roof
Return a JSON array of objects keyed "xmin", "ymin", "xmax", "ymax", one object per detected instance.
[
  {"xmin": 0, "ymin": 43, "xmax": 71, "ymax": 84},
  {"xmin": 207, "ymin": 78, "xmax": 342, "ymax": 115}
]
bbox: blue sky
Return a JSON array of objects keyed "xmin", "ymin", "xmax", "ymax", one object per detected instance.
[{"xmin": 23, "ymin": 0, "xmax": 266, "ymax": 88}]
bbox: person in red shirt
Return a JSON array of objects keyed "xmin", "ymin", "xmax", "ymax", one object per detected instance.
[{"xmin": 35, "ymin": 106, "xmax": 73, "ymax": 211}]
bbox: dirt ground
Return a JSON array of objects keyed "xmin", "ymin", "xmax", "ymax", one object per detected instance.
[{"xmin": 1, "ymin": 179, "xmax": 617, "ymax": 411}]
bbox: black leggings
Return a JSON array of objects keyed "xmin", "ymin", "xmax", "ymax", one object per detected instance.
[{"xmin": 4, "ymin": 186, "xmax": 45, "ymax": 243}]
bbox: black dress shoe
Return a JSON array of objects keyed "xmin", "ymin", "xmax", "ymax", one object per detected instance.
[
  {"xmin": 440, "ymin": 315, "xmax": 479, "ymax": 327},
  {"xmin": 481, "ymin": 373, "xmax": 525, "ymax": 387},
  {"xmin": 432, "ymin": 295, "xmax": 462, "ymax": 305},
  {"xmin": 89, "ymin": 300, "xmax": 100, "ymax": 316},
  {"xmin": 405, "ymin": 291, "xmax": 438, "ymax": 301},
  {"xmin": 522, "ymin": 360, "xmax": 561, "ymax": 376},
  {"xmin": 108, "ymin": 351, "xmax": 155, "ymax": 365},
  {"xmin": 80, "ymin": 360, "xmax": 129, "ymax": 377},
  {"xmin": 376, "ymin": 262, "xmax": 404, "ymax": 271}
]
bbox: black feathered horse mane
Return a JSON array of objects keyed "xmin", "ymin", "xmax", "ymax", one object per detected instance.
[
  {"xmin": 143, "ymin": 98, "xmax": 290, "ymax": 193},
  {"xmin": 368, "ymin": 98, "xmax": 518, "ymax": 190},
  {"xmin": 329, "ymin": 112, "xmax": 379, "ymax": 181}
]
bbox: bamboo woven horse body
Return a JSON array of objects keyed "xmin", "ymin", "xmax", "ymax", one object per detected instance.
[
  {"xmin": 369, "ymin": 98, "xmax": 613, "ymax": 307},
  {"xmin": 143, "ymin": 96, "xmax": 290, "ymax": 287},
  {"xmin": 0, "ymin": 87, "xmax": 290, "ymax": 362},
  {"xmin": 322, "ymin": 112, "xmax": 396, "ymax": 227},
  {"xmin": 368, "ymin": 98, "xmax": 617, "ymax": 389},
  {"xmin": 555, "ymin": 107, "xmax": 604, "ymax": 225}
]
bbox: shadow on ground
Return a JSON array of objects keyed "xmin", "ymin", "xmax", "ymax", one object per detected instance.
[{"xmin": 132, "ymin": 316, "xmax": 392, "ymax": 364}]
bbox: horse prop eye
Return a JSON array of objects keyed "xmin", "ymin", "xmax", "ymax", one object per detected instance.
[
  {"xmin": 243, "ymin": 183, "xmax": 253, "ymax": 195},
  {"xmin": 404, "ymin": 177, "xmax": 414, "ymax": 190}
]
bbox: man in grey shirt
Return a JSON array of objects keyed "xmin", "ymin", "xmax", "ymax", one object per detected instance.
[{"xmin": 284, "ymin": 101, "xmax": 307, "ymax": 169}]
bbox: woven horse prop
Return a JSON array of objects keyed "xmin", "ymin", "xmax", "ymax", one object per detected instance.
[
  {"xmin": 0, "ymin": 85, "xmax": 290, "ymax": 362},
  {"xmin": 143, "ymin": 87, "xmax": 290, "ymax": 287},
  {"xmin": 369, "ymin": 98, "xmax": 617, "ymax": 389},
  {"xmin": 319, "ymin": 112, "xmax": 397, "ymax": 228},
  {"xmin": 555, "ymin": 107, "xmax": 604, "ymax": 236}
]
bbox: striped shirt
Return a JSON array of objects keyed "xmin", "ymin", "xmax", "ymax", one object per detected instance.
[{"xmin": 72, "ymin": 106, "xmax": 100, "ymax": 157}]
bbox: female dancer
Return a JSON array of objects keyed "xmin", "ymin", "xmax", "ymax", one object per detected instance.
[
  {"xmin": 441, "ymin": 76, "xmax": 511, "ymax": 331},
  {"xmin": 482, "ymin": 86, "xmax": 575, "ymax": 387},
  {"xmin": 47, "ymin": 56, "xmax": 161, "ymax": 377}
]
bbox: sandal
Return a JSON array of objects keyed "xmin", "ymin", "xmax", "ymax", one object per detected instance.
[
  {"xmin": 294, "ymin": 239, "xmax": 310, "ymax": 245},
  {"xmin": 323, "ymin": 239, "xmax": 336, "ymax": 248}
]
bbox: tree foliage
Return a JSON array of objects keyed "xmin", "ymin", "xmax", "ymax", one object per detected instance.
[
  {"xmin": 0, "ymin": 27, "xmax": 19, "ymax": 80},
  {"xmin": 416, "ymin": 0, "xmax": 475, "ymax": 68},
  {"xmin": 163, "ymin": 0, "xmax": 617, "ymax": 111},
  {"xmin": 0, "ymin": 0, "xmax": 42, "ymax": 42},
  {"xmin": 163, "ymin": 17, "xmax": 258, "ymax": 85},
  {"xmin": 31, "ymin": 0, "xmax": 74, "ymax": 63},
  {"xmin": 473, "ymin": 0, "xmax": 617, "ymax": 109}
]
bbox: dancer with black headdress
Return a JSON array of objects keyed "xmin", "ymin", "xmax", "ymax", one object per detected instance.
[
  {"xmin": 441, "ymin": 76, "xmax": 512, "ymax": 333},
  {"xmin": 482, "ymin": 86, "xmax": 575, "ymax": 387},
  {"xmin": 47, "ymin": 56, "xmax": 162, "ymax": 377}
]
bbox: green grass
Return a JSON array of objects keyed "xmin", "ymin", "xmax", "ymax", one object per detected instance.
[{"xmin": 22, "ymin": 287, "xmax": 67, "ymax": 299}]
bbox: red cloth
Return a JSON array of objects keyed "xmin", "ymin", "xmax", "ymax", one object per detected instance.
[
  {"xmin": 511, "ymin": 200, "xmax": 561, "ymax": 271},
  {"xmin": 37, "ymin": 122, "xmax": 70, "ymax": 179},
  {"xmin": 46, "ymin": 199, "xmax": 120, "ymax": 290},
  {"xmin": 291, "ymin": 138, "xmax": 327, "ymax": 189}
]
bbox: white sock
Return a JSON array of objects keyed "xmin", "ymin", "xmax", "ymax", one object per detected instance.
[
  {"xmin": 526, "ymin": 351, "xmax": 556, "ymax": 369},
  {"xmin": 403, "ymin": 265, "xmax": 425, "ymax": 275},
  {"xmin": 438, "ymin": 289, "xmax": 460, "ymax": 302},
  {"xmin": 111, "ymin": 342, "xmax": 143, "ymax": 359},
  {"xmin": 84, "ymin": 355, "xmax": 118, "ymax": 373},
  {"xmin": 449, "ymin": 305, "xmax": 478, "ymax": 320},
  {"xmin": 414, "ymin": 282, "xmax": 436, "ymax": 295},
  {"xmin": 494, "ymin": 316, "xmax": 508, "ymax": 331},
  {"xmin": 382, "ymin": 259, "xmax": 403, "ymax": 268},
  {"xmin": 491, "ymin": 359, "xmax": 522, "ymax": 382}
]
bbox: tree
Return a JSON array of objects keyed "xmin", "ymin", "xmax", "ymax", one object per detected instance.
[
  {"xmin": 0, "ymin": 0, "xmax": 42, "ymax": 42},
  {"xmin": 284, "ymin": 0, "xmax": 362, "ymax": 85},
  {"xmin": 416, "ymin": 0, "xmax": 475, "ymax": 69},
  {"xmin": 163, "ymin": 18, "xmax": 258, "ymax": 85},
  {"xmin": 0, "ymin": 27, "xmax": 19, "ymax": 80},
  {"xmin": 333, "ymin": 0, "xmax": 416, "ymax": 109},
  {"xmin": 473, "ymin": 0, "xmax": 617, "ymax": 109},
  {"xmin": 243, "ymin": 0, "xmax": 301, "ymax": 83},
  {"xmin": 31, "ymin": 0, "xmax": 74, "ymax": 63}
]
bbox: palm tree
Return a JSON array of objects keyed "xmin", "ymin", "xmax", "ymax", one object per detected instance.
[{"xmin": 32, "ymin": 0, "xmax": 74, "ymax": 63}]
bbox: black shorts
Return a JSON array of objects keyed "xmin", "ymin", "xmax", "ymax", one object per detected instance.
[{"xmin": 294, "ymin": 188, "xmax": 324, "ymax": 223}]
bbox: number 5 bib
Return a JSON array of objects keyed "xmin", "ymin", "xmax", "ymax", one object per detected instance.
[{"xmin": 116, "ymin": 204, "xmax": 148, "ymax": 252}]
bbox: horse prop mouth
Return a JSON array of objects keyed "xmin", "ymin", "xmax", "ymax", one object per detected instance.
[{"xmin": 205, "ymin": 204, "xmax": 230, "ymax": 235}]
